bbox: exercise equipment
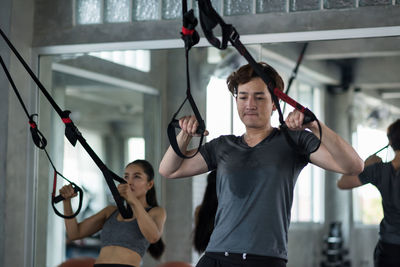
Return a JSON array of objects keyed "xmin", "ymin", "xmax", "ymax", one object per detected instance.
[{"xmin": 0, "ymin": 28, "xmax": 133, "ymax": 219}]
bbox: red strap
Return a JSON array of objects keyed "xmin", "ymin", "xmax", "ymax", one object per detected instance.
[
  {"xmin": 52, "ymin": 171, "xmax": 57, "ymax": 197},
  {"xmin": 62, "ymin": 117, "xmax": 72, "ymax": 124},
  {"xmin": 274, "ymin": 88, "xmax": 306, "ymax": 113},
  {"xmin": 29, "ymin": 122, "xmax": 36, "ymax": 129},
  {"xmin": 182, "ymin": 26, "xmax": 194, "ymax": 36}
]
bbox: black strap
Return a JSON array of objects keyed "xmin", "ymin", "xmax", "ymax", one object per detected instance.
[
  {"xmin": 283, "ymin": 42, "xmax": 308, "ymax": 114},
  {"xmin": 197, "ymin": 0, "xmax": 322, "ymax": 153},
  {"xmin": 167, "ymin": 0, "xmax": 206, "ymax": 159},
  {"xmin": 373, "ymin": 144, "xmax": 389, "ymax": 155},
  {"xmin": 0, "ymin": 28, "xmax": 133, "ymax": 219},
  {"xmin": 0, "ymin": 54, "xmax": 84, "ymax": 219}
]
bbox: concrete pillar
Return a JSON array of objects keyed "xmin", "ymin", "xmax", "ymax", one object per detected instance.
[
  {"xmin": 1, "ymin": 0, "xmax": 35, "ymax": 266},
  {"xmin": 324, "ymin": 88, "xmax": 354, "ymax": 246},
  {"xmin": 0, "ymin": 0, "xmax": 12, "ymax": 265},
  {"xmin": 160, "ymin": 47, "xmax": 208, "ymax": 263}
]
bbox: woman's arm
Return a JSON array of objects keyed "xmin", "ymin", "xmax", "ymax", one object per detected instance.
[
  {"xmin": 159, "ymin": 115, "xmax": 209, "ymax": 178},
  {"xmin": 60, "ymin": 184, "xmax": 116, "ymax": 241},
  {"xmin": 285, "ymin": 110, "xmax": 364, "ymax": 175},
  {"xmin": 118, "ymin": 184, "xmax": 166, "ymax": 243}
]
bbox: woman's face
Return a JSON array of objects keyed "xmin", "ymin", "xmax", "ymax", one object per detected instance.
[{"xmin": 123, "ymin": 164, "xmax": 153, "ymax": 198}]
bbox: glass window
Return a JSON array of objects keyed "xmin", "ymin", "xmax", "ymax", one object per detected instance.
[
  {"xmin": 132, "ymin": 0, "xmax": 160, "ymax": 21},
  {"xmin": 104, "ymin": 0, "xmax": 131, "ymax": 23},
  {"xmin": 76, "ymin": 0, "xmax": 103, "ymax": 24},
  {"xmin": 352, "ymin": 125, "xmax": 391, "ymax": 225},
  {"xmin": 88, "ymin": 50, "xmax": 151, "ymax": 72},
  {"xmin": 162, "ymin": 0, "xmax": 182, "ymax": 19},
  {"xmin": 127, "ymin": 137, "xmax": 145, "ymax": 162},
  {"xmin": 224, "ymin": 0, "xmax": 253, "ymax": 16}
]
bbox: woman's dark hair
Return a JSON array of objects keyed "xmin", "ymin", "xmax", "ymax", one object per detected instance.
[
  {"xmin": 387, "ymin": 119, "xmax": 400, "ymax": 151},
  {"xmin": 127, "ymin": 159, "xmax": 165, "ymax": 260},
  {"xmin": 226, "ymin": 62, "xmax": 284, "ymax": 97},
  {"xmin": 193, "ymin": 170, "xmax": 218, "ymax": 253}
]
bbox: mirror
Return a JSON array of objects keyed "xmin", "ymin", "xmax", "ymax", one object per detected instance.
[{"xmin": 34, "ymin": 34, "xmax": 400, "ymax": 267}]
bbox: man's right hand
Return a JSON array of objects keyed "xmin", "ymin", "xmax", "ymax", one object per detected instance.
[{"xmin": 178, "ymin": 115, "xmax": 209, "ymax": 137}]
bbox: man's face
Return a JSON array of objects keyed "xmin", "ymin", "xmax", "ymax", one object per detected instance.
[{"xmin": 235, "ymin": 77, "xmax": 275, "ymax": 129}]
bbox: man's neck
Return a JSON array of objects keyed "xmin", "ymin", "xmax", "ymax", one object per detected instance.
[{"xmin": 244, "ymin": 125, "xmax": 274, "ymax": 147}]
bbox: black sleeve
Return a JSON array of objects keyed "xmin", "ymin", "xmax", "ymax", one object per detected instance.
[
  {"xmin": 288, "ymin": 130, "xmax": 321, "ymax": 162},
  {"xmin": 358, "ymin": 163, "xmax": 381, "ymax": 186},
  {"xmin": 199, "ymin": 137, "xmax": 219, "ymax": 171}
]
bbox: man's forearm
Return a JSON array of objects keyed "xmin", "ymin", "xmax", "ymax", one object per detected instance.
[
  {"xmin": 159, "ymin": 131, "xmax": 192, "ymax": 178},
  {"xmin": 311, "ymin": 121, "xmax": 364, "ymax": 175}
]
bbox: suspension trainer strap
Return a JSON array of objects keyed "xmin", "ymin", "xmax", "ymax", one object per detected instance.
[
  {"xmin": 0, "ymin": 55, "xmax": 84, "ymax": 218},
  {"xmin": 197, "ymin": 0, "xmax": 321, "ymax": 152},
  {"xmin": 283, "ymin": 42, "xmax": 308, "ymax": 113},
  {"xmin": 0, "ymin": 28, "xmax": 133, "ymax": 219},
  {"xmin": 167, "ymin": 0, "xmax": 206, "ymax": 159},
  {"xmin": 373, "ymin": 144, "xmax": 389, "ymax": 155}
]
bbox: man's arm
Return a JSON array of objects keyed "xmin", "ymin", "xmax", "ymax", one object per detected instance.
[
  {"xmin": 159, "ymin": 115, "xmax": 209, "ymax": 179},
  {"xmin": 285, "ymin": 110, "xmax": 364, "ymax": 176},
  {"xmin": 337, "ymin": 154, "xmax": 382, "ymax": 189}
]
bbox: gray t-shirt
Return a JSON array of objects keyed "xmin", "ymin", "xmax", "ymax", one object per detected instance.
[
  {"xmin": 359, "ymin": 162, "xmax": 400, "ymax": 244},
  {"xmin": 199, "ymin": 128, "xmax": 320, "ymax": 260}
]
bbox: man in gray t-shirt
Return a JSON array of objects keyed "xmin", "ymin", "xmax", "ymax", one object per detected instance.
[
  {"xmin": 338, "ymin": 119, "xmax": 400, "ymax": 267},
  {"xmin": 160, "ymin": 62, "xmax": 364, "ymax": 267}
]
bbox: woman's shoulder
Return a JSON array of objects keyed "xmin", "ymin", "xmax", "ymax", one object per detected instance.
[
  {"xmin": 102, "ymin": 205, "xmax": 118, "ymax": 219},
  {"xmin": 148, "ymin": 206, "xmax": 167, "ymax": 219}
]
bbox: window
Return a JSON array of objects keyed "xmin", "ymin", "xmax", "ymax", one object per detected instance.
[
  {"xmin": 127, "ymin": 137, "xmax": 146, "ymax": 162},
  {"xmin": 352, "ymin": 125, "xmax": 391, "ymax": 225},
  {"xmin": 88, "ymin": 50, "xmax": 151, "ymax": 72}
]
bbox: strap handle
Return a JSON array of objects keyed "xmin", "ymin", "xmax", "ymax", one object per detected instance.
[
  {"xmin": 51, "ymin": 170, "xmax": 84, "ymax": 219},
  {"xmin": 167, "ymin": 0, "xmax": 206, "ymax": 159}
]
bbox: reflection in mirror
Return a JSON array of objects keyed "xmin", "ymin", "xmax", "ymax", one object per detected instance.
[
  {"xmin": 36, "ymin": 49, "xmax": 161, "ymax": 266},
  {"xmin": 34, "ymin": 34, "xmax": 400, "ymax": 267}
]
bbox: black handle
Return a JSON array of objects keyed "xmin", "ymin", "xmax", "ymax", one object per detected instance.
[
  {"xmin": 303, "ymin": 108, "xmax": 317, "ymax": 125},
  {"xmin": 52, "ymin": 183, "xmax": 84, "ymax": 219},
  {"xmin": 170, "ymin": 119, "xmax": 204, "ymax": 135},
  {"xmin": 53, "ymin": 185, "xmax": 80, "ymax": 203}
]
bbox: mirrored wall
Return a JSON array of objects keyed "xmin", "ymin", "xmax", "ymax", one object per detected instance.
[{"xmin": 34, "ymin": 34, "xmax": 400, "ymax": 266}]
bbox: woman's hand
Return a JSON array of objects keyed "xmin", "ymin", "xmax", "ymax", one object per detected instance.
[
  {"xmin": 59, "ymin": 184, "xmax": 77, "ymax": 201},
  {"xmin": 117, "ymin": 183, "xmax": 138, "ymax": 206}
]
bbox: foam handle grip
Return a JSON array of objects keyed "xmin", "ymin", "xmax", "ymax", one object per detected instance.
[
  {"xmin": 170, "ymin": 119, "xmax": 204, "ymax": 135},
  {"xmin": 54, "ymin": 186, "xmax": 79, "ymax": 203},
  {"xmin": 303, "ymin": 109, "xmax": 316, "ymax": 125}
]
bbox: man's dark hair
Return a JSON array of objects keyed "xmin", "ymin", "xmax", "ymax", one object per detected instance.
[
  {"xmin": 226, "ymin": 62, "xmax": 284, "ymax": 97},
  {"xmin": 387, "ymin": 119, "xmax": 400, "ymax": 151}
]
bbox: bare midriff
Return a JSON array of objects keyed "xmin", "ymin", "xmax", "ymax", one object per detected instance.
[{"xmin": 95, "ymin": 246, "xmax": 141, "ymax": 267}]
